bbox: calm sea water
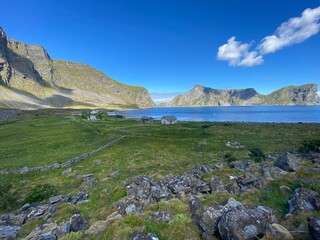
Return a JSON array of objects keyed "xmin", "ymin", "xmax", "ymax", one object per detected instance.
[{"xmin": 119, "ymin": 106, "xmax": 320, "ymax": 123}]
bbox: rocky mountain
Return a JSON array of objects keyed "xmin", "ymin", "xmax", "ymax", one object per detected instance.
[
  {"xmin": 0, "ymin": 27, "xmax": 155, "ymax": 109},
  {"xmin": 164, "ymin": 84, "xmax": 320, "ymax": 106}
]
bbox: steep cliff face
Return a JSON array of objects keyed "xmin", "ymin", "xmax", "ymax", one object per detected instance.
[
  {"xmin": 0, "ymin": 27, "xmax": 11, "ymax": 86},
  {"xmin": 165, "ymin": 84, "xmax": 320, "ymax": 107},
  {"xmin": 0, "ymin": 27, "xmax": 155, "ymax": 109}
]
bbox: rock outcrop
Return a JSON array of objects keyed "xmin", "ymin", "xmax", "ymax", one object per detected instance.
[
  {"xmin": 0, "ymin": 27, "xmax": 155, "ymax": 109},
  {"xmin": 164, "ymin": 84, "xmax": 320, "ymax": 107}
]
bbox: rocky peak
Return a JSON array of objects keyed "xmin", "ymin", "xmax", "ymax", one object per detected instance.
[
  {"xmin": 0, "ymin": 27, "xmax": 11, "ymax": 85},
  {"xmin": 165, "ymin": 84, "xmax": 320, "ymax": 107},
  {"xmin": 228, "ymin": 88, "xmax": 258, "ymax": 100}
]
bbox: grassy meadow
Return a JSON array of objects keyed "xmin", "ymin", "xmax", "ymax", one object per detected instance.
[{"xmin": 0, "ymin": 111, "xmax": 320, "ymax": 239}]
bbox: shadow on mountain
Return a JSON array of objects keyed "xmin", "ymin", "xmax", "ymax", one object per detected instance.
[
  {"xmin": 6, "ymin": 48, "xmax": 52, "ymax": 88},
  {"xmin": 45, "ymin": 95, "xmax": 95, "ymax": 107},
  {"xmin": 49, "ymin": 81, "xmax": 74, "ymax": 94}
]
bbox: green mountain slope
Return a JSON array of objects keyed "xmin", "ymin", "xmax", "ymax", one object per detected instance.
[{"xmin": 0, "ymin": 27, "xmax": 155, "ymax": 109}]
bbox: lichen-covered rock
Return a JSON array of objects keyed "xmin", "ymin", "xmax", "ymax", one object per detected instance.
[
  {"xmin": 260, "ymin": 165, "xmax": 287, "ymax": 179},
  {"xmin": 210, "ymin": 176, "xmax": 225, "ymax": 192},
  {"xmin": 85, "ymin": 212, "xmax": 122, "ymax": 236},
  {"xmin": 70, "ymin": 190, "xmax": 89, "ymax": 204},
  {"xmin": 221, "ymin": 198, "xmax": 242, "ymax": 213},
  {"xmin": 35, "ymin": 232, "xmax": 57, "ymax": 240},
  {"xmin": 85, "ymin": 220, "xmax": 108, "ymax": 236},
  {"xmin": 51, "ymin": 222, "xmax": 70, "ymax": 239},
  {"xmin": 49, "ymin": 196, "xmax": 62, "ymax": 205},
  {"xmin": 275, "ymin": 153, "xmax": 301, "ymax": 172},
  {"xmin": 236, "ymin": 173, "xmax": 257, "ymax": 191},
  {"xmin": 307, "ymin": 216, "xmax": 320, "ymax": 240},
  {"xmin": 262, "ymin": 223, "xmax": 293, "ymax": 240},
  {"xmin": 225, "ymin": 182, "xmax": 241, "ymax": 195},
  {"xmin": 228, "ymin": 160, "xmax": 250, "ymax": 171},
  {"xmin": 0, "ymin": 225, "xmax": 21, "ymax": 239},
  {"xmin": 132, "ymin": 231, "xmax": 159, "ymax": 240},
  {"xmin": 218, "ymin": 205, "xmax": 277, "ymax": 240},
  {"xmin": 189, "ymin": 195, "xmax": 204, "ymax": 215},
  {"xmin": 126, "ymin": 176, "xmax": 152, "ymax": 200},
  {"xmin": 199, "ymin": 207, "xmax": 222, "ymax": 236},
  {"xmin": 288, "ymin": 188, "xmax": 320, "ymax": 214},
  {"xmin": 70, "ymin": 214, "xmax": 86, "ymax": 232},
  {"xmin": 117, "ymin": 196, "xmax": 143, "ymax": 215},
  {"xmin": 1, "ymin": 213, "xmax": 26, "ymax": 225}
]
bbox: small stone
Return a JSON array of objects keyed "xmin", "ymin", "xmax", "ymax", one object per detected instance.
[
  {"xmin": 36, "ymin": 231, "xmax": 57, "ymax": 240},
  {"xmin": 125, "ymin": 204, "xmax": 137, "ymax": 214},
  {"xmin": 93, "ymin": 160, "xmax": 102, "ymax": 165},
  {"xmin": 152, "ymin": 211, "xmax": 173, "ymax": 222},
  {"xmin": 62, "ymin": 168, "xmax": 72, "ymax": 174},
  {"xmin": 76, "ymin": 174, "xmax": 94, "ymax": 179}
]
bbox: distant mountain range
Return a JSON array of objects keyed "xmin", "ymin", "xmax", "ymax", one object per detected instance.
[
  {"xmin": 162, "ymin": 84, "xmax": 320, "ymax": 107},
  {"xmin": 0, "ymin": 27, "xmax": 155, "ymax": 109}
]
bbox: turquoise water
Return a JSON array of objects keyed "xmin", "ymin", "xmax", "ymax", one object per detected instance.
[{"xmin": 119, "ymin": 106, "xmax": 320, "ymax": 123}]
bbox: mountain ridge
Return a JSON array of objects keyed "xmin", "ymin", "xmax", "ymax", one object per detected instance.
[
  {"xmin": 162, "ymin": 83, "xmax": 320, "ymax": 107},
  {"xmin": 0, "ymin": 27, "xmax": 155, "ymax": 109}
]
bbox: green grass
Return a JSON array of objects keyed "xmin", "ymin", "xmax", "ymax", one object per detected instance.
[
  {"xmin": 0, "ymin": 115, "xmax": 122, "ymax": 168},
  {"xmin": 0, "ymin": 112, "xmax": 320, "ymax": 239}
]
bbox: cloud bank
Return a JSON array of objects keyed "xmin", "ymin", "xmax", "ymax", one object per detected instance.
[
  {"xmin": 150, "ymin": 92, "xmax": 181, "ymax": 104},
  {"xmin": 217, "ymin": 6, "xmax": 320, "ymax": 67}
]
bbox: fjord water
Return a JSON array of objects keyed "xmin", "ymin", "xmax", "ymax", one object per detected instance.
[{"xmin": 120, "ymin": 106, "xmax": 320, "ymax": 123}]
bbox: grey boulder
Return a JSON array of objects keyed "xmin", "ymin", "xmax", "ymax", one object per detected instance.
[
  {"xmin": 275, "ymin": 153, "xmax": 300, "ymax": 172},
  {"xmin": 288, "ymin": 188, "xmax": 320, "ymax": 214}
]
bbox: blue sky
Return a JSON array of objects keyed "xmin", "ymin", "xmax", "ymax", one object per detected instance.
[{"xmin": 2, "ymin": 0, "xmax": 320, "ymax": 102}]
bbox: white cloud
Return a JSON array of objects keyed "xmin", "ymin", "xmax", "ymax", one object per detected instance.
[
  {"xmin": 259, "ymin": 7, "xmax": 320, "ymax": 54},
  {"xmin": 217, "ymin": 37, "xmax": 263, "ymax": 67},
  {"xmin": 238, "ymin": 50, "xmax": 264, "ymax": 67},
  {"xmin": 217, "ymin": 6, "xmax": 320, "ymax": 67}
]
